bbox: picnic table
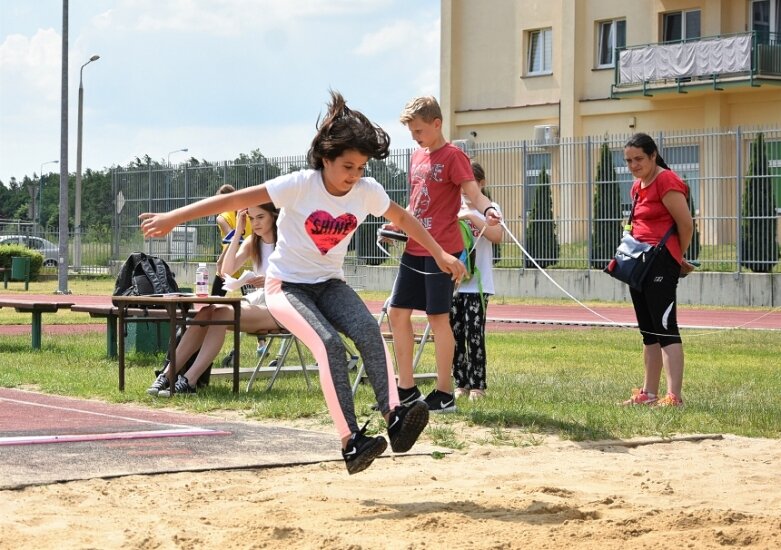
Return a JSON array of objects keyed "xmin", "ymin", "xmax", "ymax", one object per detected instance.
[
  {"xmin": 111, "ymin": 295, "xmax": 243, "ymax": 394},
  {"xmin": 0, "ymin": 299, "xmax": 74, "ymax": 349},
  {"xmin": 70, "ymin": 304, "xmax": 182, "ymax": 359}
]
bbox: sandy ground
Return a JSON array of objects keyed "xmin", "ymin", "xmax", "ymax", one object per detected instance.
[{"xmin": 1, "ymin": 416, "xmax": 779, "ymax": 550}]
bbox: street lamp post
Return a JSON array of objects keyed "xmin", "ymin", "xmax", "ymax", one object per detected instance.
[
  {"xmin": 38, "ymin": 160, "xmax": 59, "ymax": 232},
  {"xmin": 168, "ymin": 148, "xmax": 188, "ymax": 165},
  {"xmin": 75, "ymin": 54, "xmax": 100, "ymax": 272}
]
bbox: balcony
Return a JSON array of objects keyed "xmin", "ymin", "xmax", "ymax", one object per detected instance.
[{"xmin": 612, "ymin": 31, "xmax": 781, "ymax": 97}]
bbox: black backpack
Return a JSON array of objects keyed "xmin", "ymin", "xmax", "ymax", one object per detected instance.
[{"xmin": 113, "ymin": 252, "xmax": 179, "ymax": 300}]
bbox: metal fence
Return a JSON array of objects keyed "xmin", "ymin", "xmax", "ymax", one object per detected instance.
[{"xmin": 7, "ymin": 125, "xmax": 777, "ymax": 276}]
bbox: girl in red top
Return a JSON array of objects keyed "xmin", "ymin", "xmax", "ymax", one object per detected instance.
[{"xmin": 621, "ymin": 133, "xmax": 695, "ymax": 407}]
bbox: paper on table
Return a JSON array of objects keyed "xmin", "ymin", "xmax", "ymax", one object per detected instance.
[{"xmin": 222, "ymin": 270, "xmax": 257, "ymax": 292}]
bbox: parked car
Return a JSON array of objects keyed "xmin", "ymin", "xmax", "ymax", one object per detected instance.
[{"xmin": 0, "ymin": 235, "xmax": 59, "ymax": 266}]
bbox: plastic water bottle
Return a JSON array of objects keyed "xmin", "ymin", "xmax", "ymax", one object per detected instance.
[{"xmin": 195, "ymin": 263, "xmax": 209, "ymax": 296}]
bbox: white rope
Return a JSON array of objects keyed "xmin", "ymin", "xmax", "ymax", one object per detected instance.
[
  {"xmin": 373, "ymin": 220, "xmax": 779, "ymax": 336},
  {"xmin": 499, "ymin": 220, "xmax": 780, "ymax": 336}
]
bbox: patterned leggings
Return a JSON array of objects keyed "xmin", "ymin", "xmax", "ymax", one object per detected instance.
[
  {"xmin": 264, "ymin": 277, "xmax": 398, "ymax": 439},
  {"xmin": 450, "ymin": 292, "xmax": 489, "ymax": 390}
]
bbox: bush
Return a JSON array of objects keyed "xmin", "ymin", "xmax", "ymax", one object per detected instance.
[
  {"xmin": 590, "ymin": 142, "xmax": 621, "ymax": 269},
  {"xmin": 740, "ymin": 133, "xmax": 779, "ymax": 273},
  {"xmin": 0, "ymin": 244, "xmax": 43, "ymax": 279},
  {"xmin": 525, "ymin": 167, "xmax": 560, "ymax": 268}
]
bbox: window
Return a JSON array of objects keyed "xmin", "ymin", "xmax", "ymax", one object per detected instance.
[
  {"xmin": 527, "ymin": 28, "xmax": 552, "ymax": 75},
  {"xmin": 614, "ymin": 145, "xmax": 701, "ymax": 215},
  {"xmin": 524, "ymin": 152, "xmax": 552, "ymax": 212},
  {"xmin": 662, "ymin": 9, "xmax": 701, "ymax": 42},
  {"xmin": 597, "ymin": 19, "xmax": 626, "ymax": 68},
  {"xmin": 762, "ymin": 140, "xmax": 781, "ymax": 212},
  {"xmin": 611, "ymin": 149, "xmax": 635, "ymax": 215},
  {"xmin": 751, "ymin": 0, "xmax": 780, "ymax": 44},
  {"xmin": 665, "ymin": 145, "xmax": 701, "ymax": 214}
]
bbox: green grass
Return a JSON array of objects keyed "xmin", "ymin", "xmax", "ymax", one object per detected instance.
[
  {"xmin": 1, "ymin": 318, "xmax": 779, "ymax": 444},
  {"xmin": 2, "ymin": 278, "xmax": 779, "ymax": 446}
]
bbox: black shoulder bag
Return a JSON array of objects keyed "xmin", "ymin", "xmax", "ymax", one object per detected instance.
[{"xmin": 604, "ymin": 193, "xmax": 675, "ymax": 291}]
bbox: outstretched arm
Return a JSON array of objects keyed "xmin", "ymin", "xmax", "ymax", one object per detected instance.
[
  {"xmin": 382, "ymin": 201, "xmax": 466, "ymax": 282},
  {"xmin": 139, "ymin": 186, "xmax": 272, "ymax": 238}
]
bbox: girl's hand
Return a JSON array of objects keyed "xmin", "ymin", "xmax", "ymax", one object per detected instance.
[
  {"xmin": 484, "ymin": 207, "xmax": 502, "ymax": 226},
  {"xmin": 247, "ymin": 275, "xmax": 265, "ymax": 288},
  {"xmin": 435, "ymin": 252, "xmax": 467, "ymax": 282},
  {"xmin": 236, "ymin": 209, "xmax": 248, "ymax": 237},
  {"xmin": 680, "ymin": 260, "xmax": 696, "ymax": 277},
  {"xmin": 139, "ymin": 212, "xmax": 175, "ymax": 238},
  {"xmin": 377, "ymin": 223, "xmax": 401, "ymax": 244}
]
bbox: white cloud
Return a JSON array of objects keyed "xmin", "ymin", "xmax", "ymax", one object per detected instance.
[
  {"xmin": 0, "ymin": 0, "xmax": 439, "ymax": 185},
  {"xmin": 0, "ymin": 29, "xmax": 62, "ymax": 101},
  {"xmin": 100, "ymin": 0, "xmax": 392, "ymax": 35}
]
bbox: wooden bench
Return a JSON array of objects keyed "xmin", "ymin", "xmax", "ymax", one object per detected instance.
[{"xmin": 0, "ymin": 299, "xmax": 74, "ymax": 349}]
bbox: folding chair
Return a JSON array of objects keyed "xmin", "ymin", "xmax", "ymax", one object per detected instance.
[
  {"xmin": 245, "ymin": 330, "xmax": 311, "ymax": 392},
  {"xmin": 350, "ymin": 297, "xmax": 432, "ymax": 395}
]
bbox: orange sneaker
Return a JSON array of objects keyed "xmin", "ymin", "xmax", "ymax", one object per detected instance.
[
  {"xmin": 621, "ymin": 388, "xmax": 657, "ymax": 406},
  {"xmin": 654, "ymin": 393, "xmax": 684, "ymax": 407}
]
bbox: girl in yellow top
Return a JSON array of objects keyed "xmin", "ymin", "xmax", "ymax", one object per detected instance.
[{"xmin": 212, "ymin": 184, "xmax": 253, "ymax": 296}]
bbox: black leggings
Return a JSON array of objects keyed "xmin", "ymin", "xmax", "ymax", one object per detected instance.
[{"xmin": 629, "ymin": 247, "xmax": 682, "ymax": 347}]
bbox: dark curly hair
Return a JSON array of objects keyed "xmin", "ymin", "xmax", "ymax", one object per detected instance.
[{"xmin": 307, "ymin": 90, "xmax": 391, "ymax": 170}]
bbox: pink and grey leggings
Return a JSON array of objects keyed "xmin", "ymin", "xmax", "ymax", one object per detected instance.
[{"xmin": 265, "ymin": 277, "xmax": 399, "ymax": 438}]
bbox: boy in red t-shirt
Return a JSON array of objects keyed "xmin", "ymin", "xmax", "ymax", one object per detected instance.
[{"xmin": 384, "ymin": 96, "xmax": 502, "ymax": 413}]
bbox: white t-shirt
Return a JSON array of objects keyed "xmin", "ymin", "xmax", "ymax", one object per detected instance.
[
  {"xmin": 458, "ymin": 207, "xmax": 495, "ymax": 295},
  {"xmin": 241, "ymin": 240, "xmax": 275, "ymax": 306},
  {"xmin": 265, "ymin": 169, "xmax": 391, "ymax": 283}
]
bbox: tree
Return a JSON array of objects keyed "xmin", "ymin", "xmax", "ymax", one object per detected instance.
[
  {"xmin": 524, "ymin": 167, "xmax": 559, "ymax": 268},
  {"xmin": 80, "ymin": 169, "xmax": 113, "ymax": 229},
  {"xmin": 590, "ymin": 142, "xmax": 621, "ymax": 269},
  {"xmin": 740, "ymin": 132, "xmax": 779, "ymax": 273}
]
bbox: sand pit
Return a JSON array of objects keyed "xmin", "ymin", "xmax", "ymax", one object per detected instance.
[{"xmin": 1, "ymin": 417, "xmax": 779, "ymax": 549}]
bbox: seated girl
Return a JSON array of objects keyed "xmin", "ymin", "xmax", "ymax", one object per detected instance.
[{"xmin": 147, "ymin": 203, "xmax": 280, "ymax": 396}]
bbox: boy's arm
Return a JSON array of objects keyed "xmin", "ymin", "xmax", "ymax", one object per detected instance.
[
  {"xmin": 459, "ymin": 211, "xmax": 504, "ymax": 244},
  {"xmin": 140, "ymin": 186, "xmax": 272, "ymax": 238},
  {"xmin": 461, "ymin": 179, "xmax": 502, "ymax": 226},
  {"xmin": 383, "ymin": 201, "xmax": 466, "ymax": 282}
]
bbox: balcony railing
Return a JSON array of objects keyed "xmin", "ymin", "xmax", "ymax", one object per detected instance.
[{"xmin": 612, "ymin": 31, "xmax": 781, "ymax": 97}]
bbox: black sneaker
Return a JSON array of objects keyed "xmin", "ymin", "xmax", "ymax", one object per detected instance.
[
  {"xmin": 398, "ymin": 385, "xmax": 424, "ymax": 406},
  {"xmin": 387, "ymin": 401, "xmax": 429, "ymax": 453},
  {"xmin": 342, "ymin": 426, "xmax": 388, "ymax": 475},
  {"xmin": 146, "ymin": 373, "xmax": 170, "ymax": 396},
  {"xmin": 424, "ymin": 389, "xmax": 456, "ymax": 413},
  {"xmin": 158, "ymin": 374, "xmax": 197, "ymax": 397},
  {"xmin": 370, "ymin": 384, "xmax": 423, "ymax": 412}
]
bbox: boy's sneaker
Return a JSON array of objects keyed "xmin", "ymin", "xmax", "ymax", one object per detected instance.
[
  {"xmin": 424, "ymin": 389, "xmax": 457, "ymax": 413},
  {"xmin": 621, "ymin": 388, "xmax": 657, "ymax": 406},
  {"xmin": 654, "ymin": 393, "xmax": 684, "ymax": 407},
  {"xmin": 342, "ymin": 426, "xmax": 388, "ymax": 475},
  {"xmin": 146, "ymin": 373, "xmax": 170, "ymax": 396},
  {"xmin": 158, "ymin": 374, "xmax": 197, "ymax": 397},
  {"xmin": 387, "ymin": 401, "xmax": 429, "ymax": 453}
]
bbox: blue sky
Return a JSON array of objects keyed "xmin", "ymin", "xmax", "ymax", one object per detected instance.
[{"xmin": 0, "ymin": 0, "xmax": 440, "ymax": 184}]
